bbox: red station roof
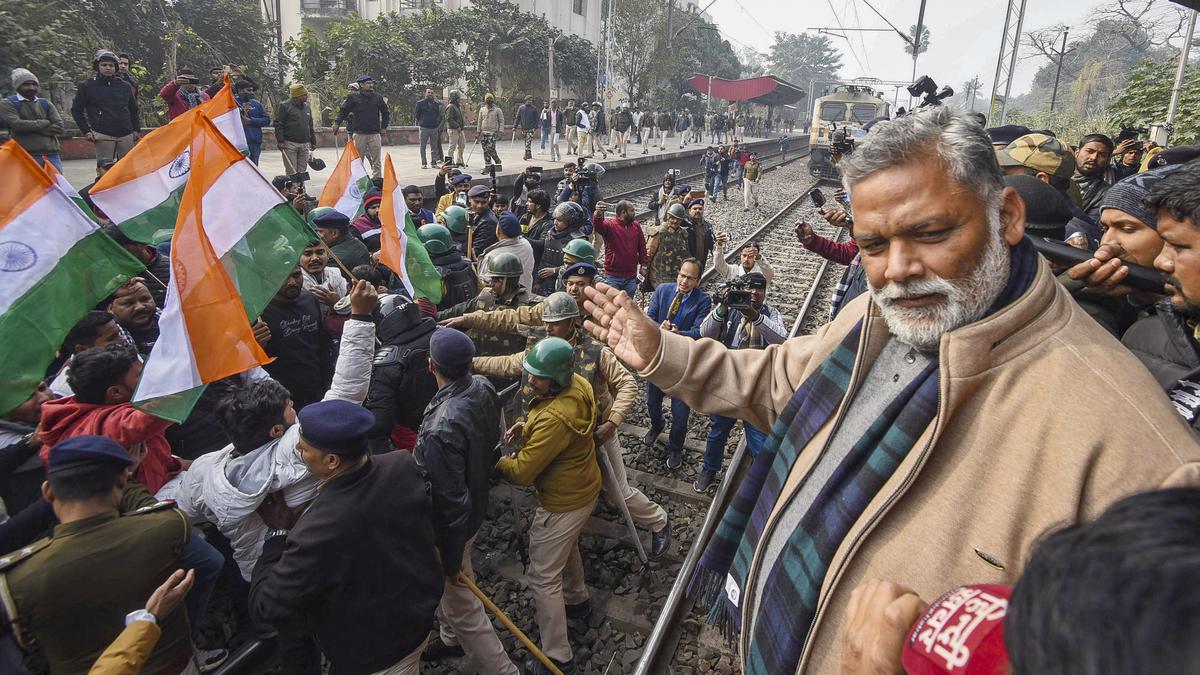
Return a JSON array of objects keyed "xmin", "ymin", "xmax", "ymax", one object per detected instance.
[{"xmin": 687, "ymin": 75, "xmax": 807, "ymax": 106}]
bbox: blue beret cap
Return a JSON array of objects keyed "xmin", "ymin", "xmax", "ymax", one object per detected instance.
[
  {"xmin": 298, "ymin": 400, "xmax": 375, "ymax": 457},
  {"xmin": 48, "ymin": 435, "xmax": 132, "ymax": 475},
  {"xmin": 498, "ymin": 212, "xmax": 521, "ymax": 237},
  {"xmin": 356, "ymin": 74, "xmax": 373, "ymax": 83},
  {"xmin": 312, "ymin": 209, "xmax": 350, "ymax": 229},
  {"xmin": 429, "ymin": 326, "xmax": 476, "ymax": 370},
  {"xmin": 450, "ymin": 173, "xmax": 473, "ymax": 186},
  {"xmin": 563, "ymin": 262, "xmax": 598, "ymax": 279}
]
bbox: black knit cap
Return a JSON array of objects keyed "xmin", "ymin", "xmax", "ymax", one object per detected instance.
[
  {"xmin": 1101, "ymin": 165, "xmax": 1185, "ymax": 231},
  {"xmin": 1004, "ymin": 174, "xmax": 1071, "ymax": 240}
]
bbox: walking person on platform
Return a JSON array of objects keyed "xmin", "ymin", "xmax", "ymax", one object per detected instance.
[
  {"xmin": 474, "ymin": 294, "xmax": 672, "ymax": 561},
  {"xmin": 250, "ymin": 399, "xmax": 443, "ymax": 675},
  {"xmin": 496, "ymin": 337, "xmax": 602, "ymax": 675},
  {"xmin": 613, "ymin": 105, "xmax": 633, "ymax": 158},
  {"xmin": 642, "ymin": 259, "xmax": 711, "ymax": 469},
  {"xmin": 415, "ymin": 328, "xmax": 520, "ymax": 673},
  {"xmin": 478, "ymin": 93, "xmax": 504, "ymax": 167},
  {"xmin": 415, "ymin": 87, "xmax": 444, "ymax": 170},
  {"xmin": 641, "ymin": 106, "xmax": 658, "ymax": 154},
  {"xmin": 589, "ymin": 102, "xmax": 609, "ymax": 159},
  {"xmin": 274, "ymin": 83, "xmax": 317, "ymax": 188},
  {"xmin": 445, "ymin": 90, "xmax": 467, "ymax": 166},
  {"xmin": 694, "ymin": 272, "xmax": 786, "ymax": 491},
  {"xmin": 516, "ymin": 95, "xmax": 539, "ymax": 161},
  {"xmin": 656, "ymin": 107, "xmax": 673, "ymax": 151},
  {"xmin": 333, "ymin": 74, "xmax": 389, "ymax": 180},
  {"xmin": 563, "ymin": 99, "xmax": 580, "ymax": 156},
  {"xmin": 676, "ymin": 108, "xmax": 692, "ymax": 149}
]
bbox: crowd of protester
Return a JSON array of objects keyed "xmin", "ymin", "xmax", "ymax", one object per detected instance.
[{"xmin": 3, "ymin": 50, "xmax": 1200, "ymax": 675}]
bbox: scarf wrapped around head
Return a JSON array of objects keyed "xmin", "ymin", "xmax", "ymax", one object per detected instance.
[{"xmin": 688, "ymin": 236, "xmax": 1039, "ymax": 674}]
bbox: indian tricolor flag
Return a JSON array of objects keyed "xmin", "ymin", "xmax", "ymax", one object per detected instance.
[
  {"xmin": 318, "ymin": 138, "xmax": 372, "ymax": 220},
  {"xmin": 43, "ymin": 159, "xmax": 100, "ymax": 223},
  {"xmin": 133, "ymin": 113, "xmax": 313, "ymax": 421},
  {"xmin": 0, "ymin": 141, "xmax": 143, "ymax": 416},
  {"xmin": 380, "ymin": 154, "xmax": 442, "ymax": 303},
  {"xmin": 89, "ymin": 74, "xmax": 248, "ymax": 244}
]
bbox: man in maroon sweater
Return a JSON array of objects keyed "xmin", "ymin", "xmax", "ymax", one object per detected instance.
[{"xmin": 592, "ymin": 200, "xmax": 648, "ymax": 298}]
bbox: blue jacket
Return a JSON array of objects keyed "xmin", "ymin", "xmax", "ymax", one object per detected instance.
[
  {"xmin": 647, "ymin": 283, "xmax": 712, "ymax": 339},
  {"xmin": 237, "ymin": 96, "xmax": 270, "ymax": 146},
  {"xmin": 415, "ymin": 98, "xmax": 442, "ymax": 129}
]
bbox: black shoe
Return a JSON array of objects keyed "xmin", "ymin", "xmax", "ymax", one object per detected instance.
[
  {"xmin": 650, "ymin": 520, "xmax": 671, "ymax": 559},
  {"xmin": 693, "ymin": 468, "xmax": 717, "ymax": 493},
  {"xmin": 524, "ymin": 655, "xmax": 578, "ymax": 674},
  {"xmin": 667, "ymin": 447, "xmax": 682, "ymax": 470},
  {"xmin": 642, "ymin": 427, "xmax": 662, "ymax": 447},
  {"xmin": 421, "ymin": 636, "xmax": 465, "ymax": 661},
  {"xmin": 196, "ymin": 649, "xmax": 228, "ymax": 673},
  {"xmin": 565, "ymin": 599, "xmax": 592, "ymax": 620}
]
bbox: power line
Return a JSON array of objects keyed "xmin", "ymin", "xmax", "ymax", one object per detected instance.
[
  {"xmin": 846, "ymin": 0, "xmax": 874, "ymax": 72},
  {"xmin": 825, "ymin": 0, "xmax": 869, "ymax": 75},
  {"xmin": 730, "ymin": 0, "xmax": 775, "ymax": 41}
]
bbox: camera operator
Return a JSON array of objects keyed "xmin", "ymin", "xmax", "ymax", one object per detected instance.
[
  {"xmin": 524, "ymin": 189, "xmax": 554, "ymax": 240},
  {"xmin": 510, "ymin": 167, "xmax": 542, "ymax": 219},
  {"xmin": 436, "ymin": 172, "xmax": 471, "ymax": 215},
  {"xmin": 557, "ymin": 160, "xmax": 601, "ymax": 215},
  {"xmin": 1113, "ymin": 138, "xmax": 1143, "ymax": 181},
  {"xmin": 694, "ymin": 271, "xmax": 786, "ymax": 491}
]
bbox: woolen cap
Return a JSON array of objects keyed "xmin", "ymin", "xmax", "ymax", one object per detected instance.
[
  {"xmin": 48, "ymin": 435, "xmax": 132, "ymax": 475},
  {"xmin": 289, "ymin": 83, "xmax": 308, "ymax": 98},
  {"xmin": 1101, "ymin": 165, "xmax": 1184, "ymax": 230},
  {"xmin": 498, "ymin": 212, "xmax": 521, "ymax": 237},
  {"xmin": 1004, "ymin": 175, "xmax": 1071, "ymax": 239},
  {"xmin": 298, "ymin": 400, "xmax": 375, "ymax": 457},
  {"xmin": 429, "ymin": 326, "xmax": 475, "ymax": 369},
  {"xmin": 10, "ymin": 68, "xmax": 37, "ymax": 89}
]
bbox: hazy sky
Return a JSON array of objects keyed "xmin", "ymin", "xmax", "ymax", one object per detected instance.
[{"xmin": 705, "ymin": 0, "xmax": 1108, "ymax": 100}]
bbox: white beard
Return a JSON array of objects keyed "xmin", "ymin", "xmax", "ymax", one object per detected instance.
[{"xmin": 869, "ymin": 225, "xmax": 1011, "ymax": 352}]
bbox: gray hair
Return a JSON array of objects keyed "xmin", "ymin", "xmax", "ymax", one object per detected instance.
[{"xmin": 840, "ymin": 106, "xmax": 1004, "ymax": 210}]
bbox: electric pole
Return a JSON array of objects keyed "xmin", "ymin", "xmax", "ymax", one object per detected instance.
[
  {"xmin": 666, "ymin": 0, "xmax": 674, "ymax": 49},
  {"xmin": 910, "ymin": 0, "xmax": 927, "ymax": 106},
  {"xmin": 1049, "ymin": 28, "xmax": 1072, "ymax": 112}
]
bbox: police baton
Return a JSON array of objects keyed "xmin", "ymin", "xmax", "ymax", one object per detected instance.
[{"xmin": 459, "ymin": 573, "xmax": 563, "ymax": 675}]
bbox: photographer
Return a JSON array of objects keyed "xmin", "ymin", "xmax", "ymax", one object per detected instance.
[
  {"xmin": 557, "ymin": 159, "xmax": 601, "ymax": 215},
  {"xmin": 510, "ymin": 167, "xmax": 542, "ymax": 218},
  {"xmin": 695, "ymin": 271, "xmax": 787, "ymax": 491},
  {"xmin": 158, "ymin": 68, "xmax": 208, "ymax": 120},
  {"xmin": 714, "ymin": 234, "xmax": 773, "ymax": 282}
]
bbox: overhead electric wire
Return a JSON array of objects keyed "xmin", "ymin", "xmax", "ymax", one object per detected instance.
[
  {"xmin": 847, "ymin": 0, "xmax": 874, "ymax": 72},
  {"xmin": 826, "ymin": 0, "xmax": 869, "ymax": 75}
]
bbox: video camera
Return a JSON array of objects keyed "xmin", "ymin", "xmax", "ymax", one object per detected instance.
[
  {"xmin": 904, "ymin": 76, "xmax": 954, "ymax": 114},
  {"xmin": 716, "ymin": 277, "xmax": 754, "ymax": 311},
  {"xmin": 1115, "ymin": 127, "xmax": 1149, "ymax": 143},
  {"xmin": 287, "ymin": 171, "xmax": 311, "ymax": 184},
  {"xmin": 830, "ymin": 125, "xmax": 855, "ymax": 155},
  {"xmin": 573, "ymin": 157, "xmax": 603, "ymax": 188}
]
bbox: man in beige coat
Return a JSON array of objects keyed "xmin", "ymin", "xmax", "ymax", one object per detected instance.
[{"xmin": 581, "ymin": 106, "xmax": 1200, "ymax": 674}]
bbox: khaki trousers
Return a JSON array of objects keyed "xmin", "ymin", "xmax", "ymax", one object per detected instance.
[
  {"xmin": 600, "ymin": 438, "xmax": 667, "ymax": 531},
  {"xmin": 278, "ymin": 140, "xmax": 311, "ymax": 176},
  {"xmin": 528, "ymin": 500, "xmax": 594, "ymax": 663},
  {"xmin": 613, "ymin": 130, "xmax": 627, "ymax": 156},
  {"xmin": 447, "ymin": 128, "xmax": 466, "ymax": 163},
  {"xmin": 356, "ymin": 132, "xmax": 382, "ymax": 179},
  {"xmin": 566, "ymin": 126, "xmax": 578, "ymax": 154},
  {"xmin": 369, "ymin": 639, "xmax": 427, "ymax": 675},
  {"xmin": 437, "ymin": 536, "xmax": 519, "ymax": 674},
  {"xmin": 93, "ymin": 132, "xmax": 137, "ymax": 163},
  {"xmin": 743, "ymin": 180, "xmax": 760, "ymax": 208}
]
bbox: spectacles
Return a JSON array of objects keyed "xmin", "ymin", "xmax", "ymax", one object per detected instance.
[{"xmin": 677, "ymin": 273, "xmax": 698, "ymax": 281}]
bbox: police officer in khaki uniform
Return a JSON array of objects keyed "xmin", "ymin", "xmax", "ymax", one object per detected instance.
[
  {"xmin": 0, "ymin": 436, "xmax": 194, "ymax": 674},
  {"xmin": 438, "ymin": 252, "xmax": 542, "ymax": 357},
  {"xmin": 472, "ymin": 293, "xmax": 670, "ymax": 559}
]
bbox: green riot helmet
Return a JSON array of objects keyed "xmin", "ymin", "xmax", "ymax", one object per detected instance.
[
  {"xmin": 418, "ymin": 223, "xmax": 452, "ymax": 255},
  {"xmin": 667, "ymin": 203, "xmax": 689, "ymax": 220},
  {"xmin": 484, "ymin": 251, "xmax": 524, "ymax": 278},
  {"xmin": 541, "ymin": 291, "xmax": 580, "ymax": 322},
  {"xmin": 562, "ymin": 238, "xmax": 595, "ymax": 264},
  {"xmin": 523, "ymin": 336, "xmax": 576, "ymax": 388},
  {"xmin": 441, "ymin": 205, "xmax": 469, "ymax": 234}
]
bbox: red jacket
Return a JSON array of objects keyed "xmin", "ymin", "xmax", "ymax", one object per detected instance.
[
  {"xmin": 803, "ymin": 232, "xmax": 859, "ymax": 265},
  {"xmin": 39, "ymin": 397, "xmax": 179, "ymax": 494},
  {"xmin": 159, "ymin": 81, "xmax": 210, "ymax": 120},
  {"xmin": 591, "ymin": 214, "xmax": 648, "ymax": 279}
]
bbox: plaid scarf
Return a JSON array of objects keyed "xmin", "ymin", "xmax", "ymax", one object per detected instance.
[
  {"xmin": 829, "ymin": 253, "xmax": 862, "ymax": 321},
  {"xmin": 688, "ymin": 237, "xmax": 1038, "ymax": 674}
]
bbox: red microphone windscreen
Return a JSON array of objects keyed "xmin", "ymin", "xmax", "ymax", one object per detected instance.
[{"xmin": 902, "ymin": 584, "xmax": 1011, "ymax": 675}]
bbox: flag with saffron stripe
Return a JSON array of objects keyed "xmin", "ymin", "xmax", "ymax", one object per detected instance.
[
  {"xmin": 318, "ymin": 138, "xmax": 372, "ymax": 220},
  {"xmin": 132, "ymin": 113, "xmax": 312, "ymax": 421},
  {"xmin": 88, "ymin": 74, "xmax": 248, "ymax": 244},
  {"xmin": 43, "ymin": 160, "xmax": 100, "ymax": 223},
  {"xmin": 380, "ymin": 154, "xmax": 442, "ymax": 303},
  {"xmin": 0, "ymin": 141, "xmax": 143, "ymax": 415}
]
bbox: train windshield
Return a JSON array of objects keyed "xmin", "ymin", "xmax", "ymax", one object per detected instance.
[
  {"xmin": 819, "ymin": 102, "xmax": 847, "ymax": 122},
  {"xmin": 850, "ymin": 103, "xmax": 879, "ymax": 123}
]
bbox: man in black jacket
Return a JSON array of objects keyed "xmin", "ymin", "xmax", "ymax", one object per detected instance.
[
  {"xmin": 71, "ymin": 50, "xmax": 141, "ymax": 164},
  {"xmin": 365, "ymin": 297, "xmax": 438, "ymax": 453},
  {"xmin": 333, "ymin": 74, "xmax": 390, "ymax": 180},
  {"xmin": 516, "ymin": 95, "xmax": 539, "ymax": 160},
  {"xmin": 414, "ymin": 328, "xmax": 519, "ymax": 672},
  {"xmin": 415, "ymin": 87, "xmax": 444, "ymax": 169},
  {"xmin": 259, "ymin": 267, "xmax": 334, "ymax": 409},
  {"xmin": 468, "ymin": 185, "xmax": 499, "ymax": 259},
  {"xmin": 251, "ymin": 399, "xmax": 443, "ymax": 675}
]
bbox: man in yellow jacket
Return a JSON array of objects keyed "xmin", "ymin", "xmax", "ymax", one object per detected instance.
[{"xmin": 496, "ymin": 337, "xmax": 600, "ymax": 675}]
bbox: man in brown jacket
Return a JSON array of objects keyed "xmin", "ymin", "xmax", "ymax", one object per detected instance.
[{"xmin": 581, "ymin": 106, "xmax": 1200, "ymax": 674}]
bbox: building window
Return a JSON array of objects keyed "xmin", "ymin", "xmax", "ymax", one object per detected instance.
[{"xmin": 573, "ymin": 0, "xmax": 585, "ymax": 15}]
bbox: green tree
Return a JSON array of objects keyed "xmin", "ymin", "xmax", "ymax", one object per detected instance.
[
  {"xmin": 611, "ymin": 0, "xmax": 663, "ymax": 106},
  {"xmin": 1107, "ymin": 58, "xmax": 1199, "ymax": 144},
  {"xmin": 767, "ymin": 32, "xmax": 843, "ymax": 99}
]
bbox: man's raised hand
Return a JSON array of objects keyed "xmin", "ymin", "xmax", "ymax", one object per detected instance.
[{"xmin": 582, "ymin": 283, "xmax": 661, "ymax": 373}]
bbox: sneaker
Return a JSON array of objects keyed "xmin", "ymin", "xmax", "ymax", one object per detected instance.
[
  {"xmin": 565, "ymin": 599, "xmax": 592, "ymax": 619},
  {"xmin": 667, "ymin": 447, "xmax": 682, "ymax": 470},
  {"xmin": 693, "ymin": 468, "xmax": 718, "ymax": 493},
  {"xmin": 642, "ymin": 149, "xmax": 648, "ymax": 155},
  {"xmin": 196, "ymin": 648, "xmax": 229, "ymax": 673},
  {"xmin": 421, "ymin": 164, "xmax": 428, "ymax": 169},
  {"xmin": 650, "ymin": 520, "xmax": 671, "ymax": 559},
  {"xmin": 524, "ymin": 655, "xmax": 578, "ymax": 675},
  {"xmin": 421, "ymin": 636, "xmax": 465, "ymax": 661},
  {"xmin": 641, "ymin": 426, "xmax": 662, "ymax": 447}
]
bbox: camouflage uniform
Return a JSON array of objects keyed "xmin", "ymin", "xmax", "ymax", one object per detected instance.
[
  {"xmin": 645, "ymin": 223, "xmax": 693, "ymax": 288},
  {"xmin": 441, "ymin": 287, "xmax": 543, "ymax": 356}
]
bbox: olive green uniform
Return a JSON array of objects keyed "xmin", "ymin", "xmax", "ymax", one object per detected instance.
[
  {"xmin": 0, "ymin": 485, "xmax": 193, "ymax": 675},
  {"xmin": 441, "ymin": 287, "xmax": 543, "ymax": 356},
  {"xmin": 645, "ymin": 224, "xmax": 692, "ymax": 288}
]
